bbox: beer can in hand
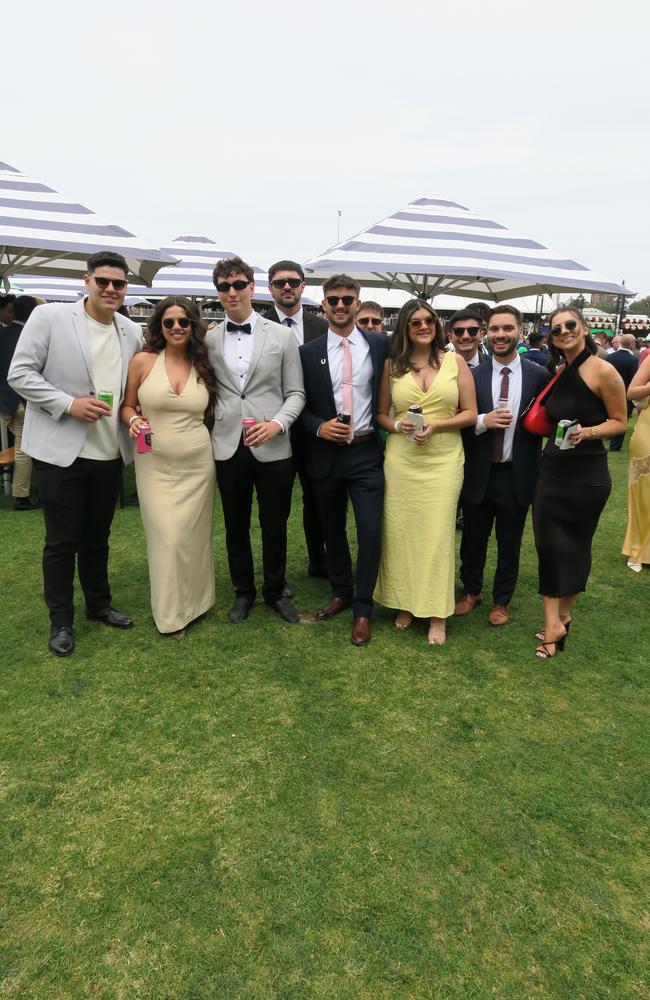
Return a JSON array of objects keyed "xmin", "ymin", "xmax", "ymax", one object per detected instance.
[
  {"xmin": 136, "ymin": 421, "xmax": 153, "ymax": 453},
  {"xmin": 555, "ymin": 419, "xmax": 580, "ymax": 450},
  {"xmin": 242, "ymin": 417, "xmax": 257, "ymax": 444},
  {"xmin": 97, "ymin": 388, "xmax": 113, "ymax": 410},
  {"xmin": 407, "ymin": 404, "xmax": 424, "ymax": 441}
]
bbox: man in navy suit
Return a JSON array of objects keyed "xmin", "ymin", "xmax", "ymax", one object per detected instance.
[
  {"xmin": 607, "ymin": 334, "xmax": 638, "ymax": 451},
  {"xmin": 265, "ymin": 260, "xmax": 328, "ymax": 579},
  {"xmin": 455, "ymin": 305, "xmax": 549, "ymax": 627},
  {"xmin": 298, "ymin": 275, "xmax": 388, "ymax": 646}
]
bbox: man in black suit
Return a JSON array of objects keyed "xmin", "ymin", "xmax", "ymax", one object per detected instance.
[
  {"xmin": 298, "ymin": 274, "xmax": 388, "ymax": 646},
  {"xmin": 266, "ymin": 260, "xmax": 329, "ymax": 579},
  {"xmin": 446, "ymin": 308, "xmax": 489, "ymax": 369},
  {"xmin": 607, "ymin": 334, "xmax": 638, "ymax": 451},
  {"xmin": 455, "ymin": 305, "xmax": 550, "ymax": 626}
]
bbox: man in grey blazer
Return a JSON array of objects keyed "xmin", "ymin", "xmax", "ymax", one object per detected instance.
[
  {"xmin": 8, "ymin": 251, "xmax": 142, "ymax": 656},
  {"xmin": 206, "ymin": 256, "xmax": 305, "ymax": 624}
]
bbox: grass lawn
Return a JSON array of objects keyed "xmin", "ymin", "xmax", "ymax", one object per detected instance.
[{"xmin": 0, "ymin": 444, "xmax": 648, "ymax": 999}]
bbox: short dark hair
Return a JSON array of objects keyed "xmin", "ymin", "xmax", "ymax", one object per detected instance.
[
  {"xmin": 528, "ymin": 331, "xmax": 544, "ymax": 347},
  {"xmin": 268, "ymin": 260, "xmax": 304, "ymax": 282},
  {"xmin": 322, "ymin": 274, "xmax": 361, "ymax": 297},
  {"xmin": 86, "ymin": 251, "xmax": 128, "ymax": 275},
  {"xmin": 447, "ymin": 308, "xmax": 483, "ymax": 330},
  {"xmin": 13, "ymin": 295, "xmax": 38, "ymax": 323},
  {"xmin": 488, "ymin": 304, "xmax": 523, "ymax": 326},
  {"xmin": 0, "ymin": 294, "xmax": 16, "ymax": 307},
  {"xmin": 358, "ymin": 300, "xmax": 384, "ymax": 318},
  {"xmin": 466, "ymin": 301, "xmax": 491, "ymax": 325},
  {"xmin": 212, "ymin": 256, "xmax": 254, "ymax": 286}
]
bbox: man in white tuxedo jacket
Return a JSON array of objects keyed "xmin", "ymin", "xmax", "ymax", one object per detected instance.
[
  {"xmin": 8, "ymin": 252, "xmax": 142, "ymax": 656},
  {"xmin": 206, "ymin": 256, "xmax": 305, "ymax": 625}
]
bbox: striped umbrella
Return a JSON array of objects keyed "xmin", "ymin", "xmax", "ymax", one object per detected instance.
[
  {"xmin": 0, "ymin": 160, "xmax": 177, "ymax": 287},
  {"xmin": 304, "ymin": 196, "xmax": 631, "ymax": 301}
]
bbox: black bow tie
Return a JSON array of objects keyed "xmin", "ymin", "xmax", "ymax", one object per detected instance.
[{"xmin": 226, "ymin": 321, "xmax": 252, "ymax": 334}]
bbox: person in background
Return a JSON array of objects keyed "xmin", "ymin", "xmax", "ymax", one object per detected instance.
[
  {"xmin": 446, "ymin": 309, "xmax": 489, "ymax": 369},
  {"xmin": 356, "ymin": 301, "xmax": 385, "ymax": 335},
  {"xmin": 0, "ymin": 294, "xmax": 15, "ymax": 327},
  {"xmin": 606, "ymin": 334, "xmax": 638, "ymax": 451},
  {"xmin": 532, "ymin": 307, "xmax": 627, "ymax": 658},
  {"xmin": 0, "ymin": 295, "xmax": 40, "ymax": 509},
  {"xmin": 622, "ymin": 354, "xmax": 650, "ymax": 572},
  {"xmin": 265, "ymin": 260, "xmax": 328, "ymax": 581},
  {"xmin": 524, "ymin": 330, "xmax": 548, "ymax": 366},
  {"xmin": 375, "ymin": 299, "xmax": 477, "ymax": 645}
]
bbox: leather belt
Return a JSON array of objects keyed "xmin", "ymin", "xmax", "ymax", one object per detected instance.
[{"xmin": 348, "ymin": 431, "xmax": 376, "ymax": 446}]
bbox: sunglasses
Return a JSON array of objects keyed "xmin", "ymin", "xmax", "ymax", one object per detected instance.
[
  {"xmin": 326, "ymin": 295, "xmax": 356, "ymax": 307},
  {"xmin": 270, "ymin": 278, "xmax": 302, "ymax": 289},
  {"xmin": 162, "ymin": 317, "xmax": 191, "ymax": 330},
  {"xmin": 409, "ymin": 316, "xmax": 436, "ymax": 328},
  {"xmin": 93, "ymin": 276, "xmax": 127, "ymax": 291},
  {"xmin": 216, "ymin": 280, "xmax": 250, "ymax": 293},
  {"xmin": 357, "ymin": 317, "xmax": 383, "ymax": 327},
  {"xmin": 451, "ymin": 326, "xmax": 480, "ymax": 337},
  {"xmin": 550, "ymin": 319, "xmax": 579, "ymax": 337}
]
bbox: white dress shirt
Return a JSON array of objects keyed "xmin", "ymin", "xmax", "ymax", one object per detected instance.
[
  {"xmin": 475, "ymin": 353, "xmax": 522, "ymax": 463},
  {"xmin": 275, "ymin": 305, "xmax": 304, "ymax": 345},
  {"xmin": 327, "ymin": 327, "xmax": 374, "ymax": 434},
  {"xmin": 223, "ymin": 311, "xmax": 258, "ymax": 386}
]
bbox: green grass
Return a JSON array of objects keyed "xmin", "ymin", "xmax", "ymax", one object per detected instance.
[{"xmin": 0, "ymin": 445, "xmax": 648, "ymax": 999}]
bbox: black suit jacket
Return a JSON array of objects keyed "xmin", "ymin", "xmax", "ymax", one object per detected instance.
[
  {"xmin": 264, "ymin": 305, "xmax": 328, "ymax": 344},
  {"xmin": 0, "ymin": 321, "xmax": 25, "ymax": 416},
  {"xmin": 461, "ymin": 357, "xmax": 550, "ymax": 508},
  {"xmin": 298, "ymin": 328, "xmax": 389, "ymax": 479},
  {"xmin": 607, "ymin": 349, "xmax": 638, "ymax": 415}
]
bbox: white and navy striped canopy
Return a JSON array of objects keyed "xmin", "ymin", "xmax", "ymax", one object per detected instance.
[
  {"xmin": 304, "ymin": 196, "xmax": 630, "ymax": 301},
  {"xmin": 0, "ymin": 160, "xmax": 177, "ymax": 286}
]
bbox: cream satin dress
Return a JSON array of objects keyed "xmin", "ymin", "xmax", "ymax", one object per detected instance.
[{"xmin": 136, "ymin": 351, "xmax": 215, "ymax": 633}]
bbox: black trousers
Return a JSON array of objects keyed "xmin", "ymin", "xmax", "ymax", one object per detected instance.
[
  {"xmin": 460, "ymin": 463, "xmax": 529, "ymax": 606},
  {"xmin": 294, "ymin": 463, "xmax": 326, "ymax": 571},
  {"xmin": 216, "ymin": 440, "xmax": 293, "ymax": 603},
  {"xmin": 33, "ymin": 456, "xmax": 122, "ymax": 627},
  {"xmin": 312, "ymin": 440, "xmax": 384, "ymax": 618}
]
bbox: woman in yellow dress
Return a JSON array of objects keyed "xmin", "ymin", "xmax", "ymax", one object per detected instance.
[
  {"xmin": 121, "ymin": 297, "xmax": 217, "ymax": 639},
  {"xmin": 622, "ymin": 354, "xmax": 650, "ymax": 572},
  {"xmin": 375, "ymin": 300, "xmax": 477, "ymax": 644}
]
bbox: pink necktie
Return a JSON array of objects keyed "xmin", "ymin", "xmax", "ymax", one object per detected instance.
[{"xmin": 341, "ymin": 337, "xmax": 354, "ymax": 441}]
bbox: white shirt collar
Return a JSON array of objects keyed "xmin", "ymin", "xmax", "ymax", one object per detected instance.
[
  {"xmin": 275, "ymin": 304, "xmax": 302, "ymax": 324},
  {"xmin": 225, "ymin": 310, "xmax": 256, "ymax": 330},
  {"xmin": 492, "ymin": 353, "xmax": 521, "ymax": 373}
]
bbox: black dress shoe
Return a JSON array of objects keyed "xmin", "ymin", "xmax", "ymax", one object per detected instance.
[
  {"xmin": 282, "ymin": 584, "xmax": 294, "ymax": 599},
  {"xmin": 49, "ymin": 626, "xmax": 75, "ymax": 657},
  {"xmin": 87, "ymin": 607, "xmax": 134, "ymax": 629},
  {"xmin": 13, "ymin": 498, "xmax": 39, "ymax": 511},
  {"xmin": 307, "ymin": 563, "xmax": 329, "ymax": 579},
  {"xmin": 228, "ymin": 596, "xmax": 253, "ymax": 624},
  {"xmin": 268, "ymin": 596, "xmax": 300, "ymax": 623}
]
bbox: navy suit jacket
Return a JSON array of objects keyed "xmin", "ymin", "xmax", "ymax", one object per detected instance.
[
  {"xmin": 461, "ymin": 357, "xmax": 550, "ymax": 508},
  {"xmin": 607, "ymin": 349, "xmax": 638, "ymax": 414},
  {"xmin": 298, "ymin": 328, "xmax": 388, "ymax": 479}
]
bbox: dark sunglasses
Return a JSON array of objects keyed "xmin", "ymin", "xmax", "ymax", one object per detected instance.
[
  {"xmin": 409, "ymin": 316, "xmax": 436, "ymax": 328},
  {"xmin": 326, "ymin": 295, "xmax": 356, "ymax": 307},
  {"xmin": 216, "ymin": 280, "xmax": 250, "ymax": 293},
  {"xmin": 451, "ymin": 326, "xmax": 480, "ymax": 337},
  {"xmin": 93, "ymin": 276, "xmax": 127, "ymax": 291},
  {"xmin": 357, "ymin": 317, "xmax": 383, "ymax": 327},
  {"xmin": 162, "ymin": 317, "xmax": 191, "ymax": 330},
  {"xmin": 550, "ymin": 319, "xmax": 579, "ymax": 337},
  {"xmin": 270, "ymin": 278, "xmax": 302, "ymax": 289}
]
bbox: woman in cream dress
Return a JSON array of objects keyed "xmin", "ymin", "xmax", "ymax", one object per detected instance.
[
  {"xmin": 375, "ymin": 300, "xmax": 477, "ymax": 644},
  {"xmin": 121, "ymin": 297, "xmax": 217, "ymax": 638},
  {"xmin": 622, "ymin": 354, "xmax": 650, "ymax": 572}
]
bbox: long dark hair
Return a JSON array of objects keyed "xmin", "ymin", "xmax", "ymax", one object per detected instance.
[
  {"xmin": 388, "ymin": 299, "xmax": 446, "ymax": 376},
  {"xmin": 145, "ymin": 296, "xmax": 217, "ymax": 401},
  {"xmin": 547, "ymin": 305, "xmax": 597, "ymax": 372}
]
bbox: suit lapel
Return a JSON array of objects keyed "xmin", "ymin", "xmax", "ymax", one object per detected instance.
[
  {"xmin": 71, "ymin": 301, "xmax": 95, "ymax": 387},
  {"xmin": 517, "ymin": 360, "xmax": 533, "ymax": 419},
  {"xmin": 315, "ymin": 333, "xmax": 336, "ymax": 413},
  {"xmin": 476, "ymin": 360, "xmax": 494, "ymax": 410},
  {"xmin": 214, "ymin": 322, "xmax": 241, "ymax": 393},
  {"xmin": 242, "ymin": 317, "xmax": 268, "ymax": 390}
]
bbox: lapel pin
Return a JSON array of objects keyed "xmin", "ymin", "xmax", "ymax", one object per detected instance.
[{"xmin": 320, "ymin": 358, "xmax": 327, "ymax": 365}]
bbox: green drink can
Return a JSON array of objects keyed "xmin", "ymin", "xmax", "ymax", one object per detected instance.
[{"xmin": 97, "ymin": 389, "xmax": 113, "ymax": 409}]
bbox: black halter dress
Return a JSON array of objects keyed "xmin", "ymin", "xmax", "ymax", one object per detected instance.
[{"xmin": 533, "ymin": 347, "xmax": 612, "ymax": 597}]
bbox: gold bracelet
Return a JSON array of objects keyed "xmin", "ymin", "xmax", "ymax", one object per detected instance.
[{"xmin": 591, "ymin": 426, "xmax": 597, "ymax": 438}]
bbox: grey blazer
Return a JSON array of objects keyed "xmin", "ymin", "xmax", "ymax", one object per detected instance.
[
  {"xmin": 206, "ymin": 315, "xmax": 305, "ymax": 462},
  {"xmin": 8, "ymin": 299, "xmax": 143, "ymax": 467}
]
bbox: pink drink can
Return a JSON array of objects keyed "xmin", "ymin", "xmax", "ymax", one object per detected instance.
[
  {"xmin": 136, "ymin": 421, "xmax": 153, "ymax": 453},
  {"xmin": 242, "ymin": 417, "xmax": 257, "ymax": 443}
]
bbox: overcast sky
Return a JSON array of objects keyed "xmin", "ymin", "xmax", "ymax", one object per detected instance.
[{"xmin": 6, "ymin": 0, "xmax": 650, "ymax": 299}]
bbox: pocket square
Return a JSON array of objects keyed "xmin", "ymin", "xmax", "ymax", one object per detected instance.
[{"xmin": 263, "ymin": 342, "xmax": 281, "ymax": 356}]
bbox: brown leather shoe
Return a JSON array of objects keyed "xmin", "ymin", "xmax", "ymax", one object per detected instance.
[
  {"xmin": 488, "ymin": 603, "xmax": 510, "ymax": 626},
  {"xmin": 351, "ymin": 616, "xmax": 371, "ymax": 645},
  {"xmin": 316, "ymin": 596, "xmax": 351, "ymax": 621},
  {"xmin": 454, "ymin": 592, "xmax": 483, "ymax": 616}
]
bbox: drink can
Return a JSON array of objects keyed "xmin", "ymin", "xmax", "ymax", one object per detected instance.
[
  {"xmin": 242, "ymin": 417, "xmax": 257, "ymax": 443},
  {"xmin": 337, "ymin": 411, "xmax": 351, "ymax": 425},
  {"xmin": 136, "ymin": 421, "xmax": 153, "ymax": 453},
  {"xmin": 555, "ymin": 419, "xmax": 579, "ymax": 450},
  {"xmin": 97, "ymin": 388, "xmax": 113, "ymax": 409},
  {"xmin": 407, "ymin": 404, "xmax": 424, "ymax": 440}
]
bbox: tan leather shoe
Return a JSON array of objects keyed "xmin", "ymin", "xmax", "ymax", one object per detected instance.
[
  {"xmin": 351, "ymin": 617, "xmax": 372, "ymax": 645},
  {"xmin": 454, "ymin": 593, "xmax": 483, "ymax": 616},
  {"xmin": 488, "ymin": 604, "xmax": 510, "ymax": 626},
  {"xmin": 316, "ymin": 596, "xmax": 351, "ymax": 621}
]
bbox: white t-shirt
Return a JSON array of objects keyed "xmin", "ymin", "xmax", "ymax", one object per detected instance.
[{"xmin": 79, "ymin": 313, "xmax": 122, "ymax": 460}]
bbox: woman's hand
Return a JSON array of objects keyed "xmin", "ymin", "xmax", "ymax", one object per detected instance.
[
  {"xmin": 567, "ymin": 424, "xmax": 591, "ymax": 445},
  {"xmin": 129, "ymin": 415, "xmax": 148, "ymax": 439},
  {"xmin": 396, "ymin": 417, "xmax": 416, "ymax": 434},
  {"xmin": 413, "ymin": 421, "xmax": 436, "ymax": 445}
]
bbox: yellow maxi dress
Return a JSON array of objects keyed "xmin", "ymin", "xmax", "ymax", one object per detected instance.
[
  {"xmin": 375, "ymin": 351, "xmax": 464, "ymax": 618},
  {"xmin": 136, "ymin": 351, "xmax": 216, "ymax": 633},
  {"xmin": 622, "ymin": 405, "xmax": 650, "ymax": 565}
]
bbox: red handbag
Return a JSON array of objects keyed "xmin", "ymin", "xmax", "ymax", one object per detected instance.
[{"xmin": 522, "ymin": 370, "xmax": 561, "ymax": 436}]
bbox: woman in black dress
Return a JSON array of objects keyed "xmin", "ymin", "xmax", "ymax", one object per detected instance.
[{"xmin": 533, "ymin": 307, "xmax": 627, "ymax": 658}]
